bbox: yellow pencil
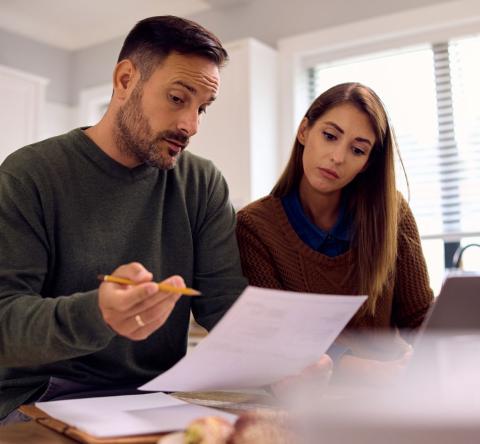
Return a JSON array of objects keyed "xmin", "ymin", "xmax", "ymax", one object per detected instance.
[{"xmin": 97, "ymin": 274, "xmax": 201, "ymax": 296}]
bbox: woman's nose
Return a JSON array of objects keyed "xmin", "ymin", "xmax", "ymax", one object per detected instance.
[{"xmin": 330, "ymin": 145, "xmax": 347, "ymax": 164}]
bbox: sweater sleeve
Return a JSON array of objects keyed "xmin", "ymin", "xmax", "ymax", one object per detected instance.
[
  {"xmin": 392, "ymin": 198, "xmax": 434, "ymax": 331},
  {"xmin": 236, "ymin": 209, "xmax": 284, "ymax": 290},
  {"xmin": 190, "ymin": 168, "xmax": 248, "ymax": 331},
  {"xmin": 0, "ymin": 169, "xmax": 115, "ymax": 368}
]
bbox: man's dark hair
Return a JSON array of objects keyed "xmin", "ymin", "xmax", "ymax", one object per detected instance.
[{"xmin": 117, "ymin": 16, "xmax": 228, "ymax": 81}]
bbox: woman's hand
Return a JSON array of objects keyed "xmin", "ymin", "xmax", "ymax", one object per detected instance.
[
  {"xmin": 268, "ymin": 354, "xmax": 333, "ymax": 398},
  {"xmin": 336, "ymin": 346, "xmax": 413, "ymax": 386}
]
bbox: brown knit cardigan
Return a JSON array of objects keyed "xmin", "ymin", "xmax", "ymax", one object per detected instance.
[{"xmin": 236, "ymin": 195, "xmax": 434, "ymax": 359}]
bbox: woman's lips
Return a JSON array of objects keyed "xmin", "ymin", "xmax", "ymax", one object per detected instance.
[{"xmin": 318, "ymin": 167, "xmax": 339, "ymax": 179}]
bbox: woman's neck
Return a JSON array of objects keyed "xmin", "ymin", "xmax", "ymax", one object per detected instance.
[{"xmin": 298, "ymin": 178, "xmax": 342, "ymax": 231}]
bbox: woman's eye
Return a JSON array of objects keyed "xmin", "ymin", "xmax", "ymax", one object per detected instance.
[
  {"xmin": 198, "ymin": 107, "xmax": 207, "ymax": 115},
  {"xmin": 353, "ymin": 147, "xmax": 366, "ymax": 156},
  {"xmin": 323, "ymin": 131, "xmax": 336, "ymax": 141}
]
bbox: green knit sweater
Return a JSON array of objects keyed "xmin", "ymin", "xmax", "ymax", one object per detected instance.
[{"xmin": 0, "ymin": 129, "xmax": 247, "ymax": 418}]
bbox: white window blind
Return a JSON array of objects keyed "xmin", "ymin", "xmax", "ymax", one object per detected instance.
[
  {"xmin": 308, "ymin": 35, "xmax": 480, "ymax": 243},
  {"xmin": 450, "ymin": 36, "xmax": 480, "ymax": 236}
]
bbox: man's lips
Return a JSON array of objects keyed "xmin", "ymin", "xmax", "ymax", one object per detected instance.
[
  {"xmin": 164, "ymin": 138, "xmax": 186, "ymax": 155},
  {"xmin": 318, "ymin": 167, "xmax": 339, "ymax": 179}
]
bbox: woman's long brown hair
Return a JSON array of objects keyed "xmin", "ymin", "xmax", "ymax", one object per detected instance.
[{"xmin": 272, "ymin": 83, "xmax": 399, "ymax": 314}]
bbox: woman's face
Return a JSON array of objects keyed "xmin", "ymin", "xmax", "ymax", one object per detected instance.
[{"xmin": 298, "ymin": 102, "xmax": 376, "ymax": 198}]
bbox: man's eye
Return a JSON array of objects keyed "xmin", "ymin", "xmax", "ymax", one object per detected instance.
[
  {"xmin": 323, "ymin": 131, "xmax": 336, "ymax": 141},
  {"xmin": 198, "ymin": 107, "xmax": 207, "ymax": 115},
  {"xmin": 169, "ymin": 94, "xmax": 184, "ymax": 104}
]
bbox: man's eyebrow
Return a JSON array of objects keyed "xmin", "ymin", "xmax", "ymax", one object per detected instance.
[
  {"xmin": 173, "ymin": 80, "xmax": 216, "ymax": 103},
  {"xmin": 174, "ymin": 80, "xmax": 196, "ymax": 94},
  {"xmin": 325, "ymin": 121, "xmax": 373, "ymax": 146}
]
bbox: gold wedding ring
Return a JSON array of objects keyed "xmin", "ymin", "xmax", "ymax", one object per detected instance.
[{"xmin": 134, "ymin": 314, "xmax": 146, "ymax": 328}]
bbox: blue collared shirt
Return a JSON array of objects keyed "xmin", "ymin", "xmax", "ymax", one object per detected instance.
[
  {"xmin": 281, "ymin": 189, "xmax": 352, "ymax": 364},
  {"xmin": 281, "ymin": 189, "xmax": 351, "ymax": 256}
]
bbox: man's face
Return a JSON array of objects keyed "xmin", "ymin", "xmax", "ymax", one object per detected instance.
[{"xmin": 114, "ymin": 52, "xmax": 220, "ymax": 169}]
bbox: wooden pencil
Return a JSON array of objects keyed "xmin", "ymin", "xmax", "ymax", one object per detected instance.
[{"xmin": 97, "ymin": 274, "xmax": 201, "ymax": 296}]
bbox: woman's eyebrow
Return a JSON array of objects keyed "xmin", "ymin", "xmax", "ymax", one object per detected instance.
[{"xmin": 324, "ymin": 121, "xmax": 373, "ymax": 146}]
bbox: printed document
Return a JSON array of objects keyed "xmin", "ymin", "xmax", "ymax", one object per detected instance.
[{"xmin": 141, "ymin": 286, "xmax": 366, "ymax": 391}]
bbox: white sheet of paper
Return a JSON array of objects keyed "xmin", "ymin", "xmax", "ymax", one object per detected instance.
[
  {"xmin": 141, "ymin": 286, "xmax": 366, "ymax": 392},
  {"xmin": 36, "ymin": 392, "xmax": 236, "ymax": 438}
]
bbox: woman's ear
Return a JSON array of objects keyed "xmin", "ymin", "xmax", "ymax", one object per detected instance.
[{"xmin": 297, "ymin": 117, "xmax": 310, "ymax": 145}]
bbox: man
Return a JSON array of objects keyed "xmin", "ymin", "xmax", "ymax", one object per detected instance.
[{"xmin": 0, "ymin": 16, "xmax": 247, "ymax": 423}]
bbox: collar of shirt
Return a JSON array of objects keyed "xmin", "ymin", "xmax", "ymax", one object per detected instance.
[{"xmin": 281, "ymin": 189, "xmax": 351, "ymax": 255}]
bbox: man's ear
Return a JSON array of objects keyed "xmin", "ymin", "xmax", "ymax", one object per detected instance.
[
  {"xmin": 112, "ymin": 59, "xmax": 138, "ymax": 101},
  {"xmin": 297, "ymin": 117, "xmax": 309, "ymax": 145}
]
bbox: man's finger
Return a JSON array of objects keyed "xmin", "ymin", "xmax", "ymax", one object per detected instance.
[
  {"xmin": 111, "ymin": 282, "xmax": 159, "ymax": 312},
  {"xmin": 112, "ymin": 262, "xmax": 153, "ymax": 283},
  {"xmin": 128, "ymin": 303, "xmax": 178, "ymax": 340},
  {"xmin": 129, "ymin": 291, "xmax": 180, "ymax": 316}
]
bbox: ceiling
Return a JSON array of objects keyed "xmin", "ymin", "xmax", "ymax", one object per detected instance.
[{"xmin": 0, "ymin": 0, "xmax": 247, "ymax": 50}]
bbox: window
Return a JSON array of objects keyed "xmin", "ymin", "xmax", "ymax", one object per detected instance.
[{"xmin": 308, "ymin": 35, "xmax": 480, "ymax": 293}]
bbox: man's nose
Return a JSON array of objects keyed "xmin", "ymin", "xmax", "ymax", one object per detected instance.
[{"xmin": 177, "ymin": 109, "xmax": 199, "ymax": 137}]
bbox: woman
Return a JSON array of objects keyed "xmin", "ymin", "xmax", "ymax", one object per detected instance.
[{"xmin": 236, "ymin": 82, "xmax": 433, "ymax": 384}]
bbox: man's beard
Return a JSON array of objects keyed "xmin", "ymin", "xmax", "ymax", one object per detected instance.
[{"xmin": 114, "ymin": 84, "xmax": 189, "ymax": 170}]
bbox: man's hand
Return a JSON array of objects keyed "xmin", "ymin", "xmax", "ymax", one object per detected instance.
[{"xmin": 98, "ymin": 262, "xmax": 184, "ymax": 340}]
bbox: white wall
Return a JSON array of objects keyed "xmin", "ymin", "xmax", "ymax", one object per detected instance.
[
  {"xmin": 187, "ymin": 39, "xmax": 278, "ymax": 208},
  {"xmin": 249, "ymin": 39, "xmax": 278, "ymax": 201},
  {"xmin": 0, "ymin": 64, "xmax": 75, "ymax": 160},
  {"xmin": 0, "ymin": 65, "xmax": 47, "ymax": 162},
  {"xmin": 39, "ymin": 102, "xmax": 77, "ymax": 141},
  {"xmin": 0, "ymin": 27, "xmax": 71, "ymax": 104},
  {"xmin": 190, "ymin": 0, "xmax": 455, "ymax": 47}
]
